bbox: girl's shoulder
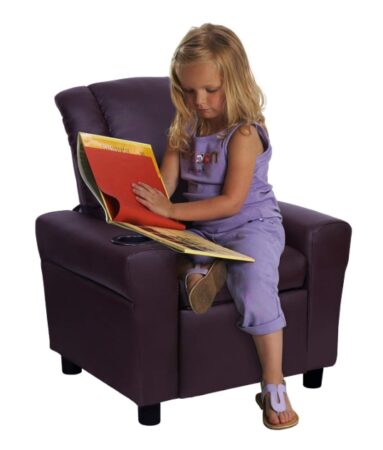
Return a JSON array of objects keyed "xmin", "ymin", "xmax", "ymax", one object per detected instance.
[
  {"xmin": 224, "ymin": 120, "xmax": 264, "ymax": 142},
  {"xmin": 223, "ymin": 121, "xmax": 269, "ymax": 156},
  {"xmin": 228, "ymin": 122, "xmax": 264, "ymax": 155},
  {"xmin": 225, "ymin": 119, "xmax": 263, "ymax": 132}
]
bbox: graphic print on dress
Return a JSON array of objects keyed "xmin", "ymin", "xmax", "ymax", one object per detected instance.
[{"xmin": 186, "ymin": 141, "xmax": 222, "ymax": 176}]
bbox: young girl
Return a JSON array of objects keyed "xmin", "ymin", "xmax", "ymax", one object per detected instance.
[{"xmin": 131, "ymin": 23, "xmax": 299, "ymax": 430}]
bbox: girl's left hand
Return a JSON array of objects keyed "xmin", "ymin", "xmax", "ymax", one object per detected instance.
[{"xmin": 131, "ymin": 182, "xmax": 173, "ymax": 218}]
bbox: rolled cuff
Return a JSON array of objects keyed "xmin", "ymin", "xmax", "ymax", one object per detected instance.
[{"xmin": 236, "ymin": 313, "xmax": 287, "ymax": 336}]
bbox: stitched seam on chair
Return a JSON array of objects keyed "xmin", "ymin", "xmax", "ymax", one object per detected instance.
[
  {"xmin": 43, "ymin": 258, "xmax": 135, "ymax": 306},
  {"xmin": 134, "ymin": 303, "xmax": 145, "ymax": 404},
  {"xmin": 306, "ymin": 227, "xmax": 315, "ymax": 362},
  {"xmin": 123, "ymin": 252, "xmax": 144, "ymax": 403},
  {"xmin": 87, "ymin": 85, "xmax": 113, "ymax": 136}
]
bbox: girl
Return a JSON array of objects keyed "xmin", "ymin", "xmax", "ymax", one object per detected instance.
[{"xmin": 131, "ymin": 23, "xmax": 299, "ymax": 430}]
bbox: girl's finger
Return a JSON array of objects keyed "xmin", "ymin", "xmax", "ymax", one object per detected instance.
[
  {"xmin": 138, "ymin": 182, "xmax": 151, "ymax": 190},
  {"xmin": 136, "ymin": 196, "xmax": 147, "ymax": 205}
]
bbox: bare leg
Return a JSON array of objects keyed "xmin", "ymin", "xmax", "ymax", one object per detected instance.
[
  {"xmin": 252, "ymin": 330, "xmax": 297, "ymax": 425},
  {"xmin": 176, "ymin": 256, "xmax": 297, "ymax": 424}
]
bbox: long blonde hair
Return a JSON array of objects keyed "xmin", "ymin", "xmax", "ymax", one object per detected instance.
[{"xmin": 168, "ymin": 23, "xmax": 268, "ymax": 154}]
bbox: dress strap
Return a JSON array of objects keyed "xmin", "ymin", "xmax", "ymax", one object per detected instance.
[{"xmin": 252, "ymin": 121, "xmax": 270, "ymax": 151}]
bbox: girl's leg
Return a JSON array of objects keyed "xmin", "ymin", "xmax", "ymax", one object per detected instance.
[
  {"xmin": 183, "ymin": 222, "xmax": 296, "ymax": 424},
  {"xmin": 252, "ymin": 330, "xmax": 296, "ymax": 425}
]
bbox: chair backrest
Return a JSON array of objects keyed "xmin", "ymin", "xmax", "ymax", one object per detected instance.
[{"xmin": 55, "ymin": 77, "xmax": 187, "ymax": 217}]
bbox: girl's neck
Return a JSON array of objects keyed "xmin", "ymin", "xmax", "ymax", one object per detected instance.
[{"xmin": 197, "ymin": 120, "xmax": 226, "ymax": 137}]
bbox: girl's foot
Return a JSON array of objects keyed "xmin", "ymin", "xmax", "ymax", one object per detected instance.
[
  {"xmin": 263, "ymin": 385, "xmax": 297, "ymax": 425},
  {"xmin": 256, "ymin": 378, "xmax": 299, "ymax": 429},
  {"xmin": 184, "ymin": 261, "xmax": 227, "ymax": 314},
  {"xmin": 185, "ymin": 263, "xmax": 211, "ymax": 293}
]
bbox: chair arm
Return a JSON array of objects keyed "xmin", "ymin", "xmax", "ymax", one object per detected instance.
[
  {"xmin": 36, "ymin": 210, "xmax": 178, "ymax": 299},
  {"xmin": 278, "ymin": 201, "xmax": 352, "ymax": 369},
  {"xmin": 36, "ymin": 210, "xmax": 179, "ymax": 404}
]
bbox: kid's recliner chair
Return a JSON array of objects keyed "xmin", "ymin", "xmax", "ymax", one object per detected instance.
[{"xmin": 35, "ymin": 77, "xmax": 352, "ymax": 425}]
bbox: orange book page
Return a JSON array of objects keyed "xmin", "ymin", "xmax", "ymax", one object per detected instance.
[{"xmin": 84, "ymin": 146, "xmax": 185, "ymax": 230}]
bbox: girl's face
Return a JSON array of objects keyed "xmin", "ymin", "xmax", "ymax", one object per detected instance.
[{"xmin": 178, "ymin": 61, "xmax": 226, "ymax": 130}]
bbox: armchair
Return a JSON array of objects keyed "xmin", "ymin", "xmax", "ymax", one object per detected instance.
[{"xmin": 35, "ymin": 77, "xmax": 352, "ymax": 425}]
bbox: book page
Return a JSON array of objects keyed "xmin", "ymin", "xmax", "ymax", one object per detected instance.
[
  {"xmin": 77, "ymin": 133, "xmax": 112, "ymax": 222},
  {"xmin": 114, "ymin": 222, "xmax": 255, "ymax": 262}
]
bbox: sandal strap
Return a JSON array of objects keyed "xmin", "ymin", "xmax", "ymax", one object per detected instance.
[
  {"xmin": 185, "ymin": 263, "xmax": 209, "ymax": 277},
  {"xmin": 261, "ymin": 381, "xmax": 287, "ymax": 413}
]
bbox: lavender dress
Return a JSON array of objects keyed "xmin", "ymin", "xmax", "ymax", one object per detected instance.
[{"xmin": 179, "ymin": 121, "xmax": 286, "ymax": 335}]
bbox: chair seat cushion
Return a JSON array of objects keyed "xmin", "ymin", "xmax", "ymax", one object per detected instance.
[{"xmin": 179, "ymin": 244, "xmax": 307, "ymax": 310}]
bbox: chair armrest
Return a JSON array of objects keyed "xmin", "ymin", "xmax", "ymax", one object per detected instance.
[
  {"xmin": 36, "ymin": 210, "xmax": 178, "ymax": 300},
  {"xmin": 278, "ymin": 201, "xmax": 352, "ymax": 369},
  {"xmin": 36, "ymin": 210, "xmax": 179, "ymax": 404}
]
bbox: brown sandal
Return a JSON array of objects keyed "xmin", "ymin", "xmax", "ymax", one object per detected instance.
[{"xmin": 184, "ymin": 260, "xmax": 227, "ymax": 314}]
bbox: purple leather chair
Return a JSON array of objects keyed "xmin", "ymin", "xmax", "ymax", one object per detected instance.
[{"xmin": 35, "ymin": 77, "xmax": 352, "ymax": 426}]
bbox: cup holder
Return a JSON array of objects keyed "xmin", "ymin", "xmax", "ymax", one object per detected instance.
[{"xmin": 111, "ymin": 234, "xmax": 152, "ymax": 246}]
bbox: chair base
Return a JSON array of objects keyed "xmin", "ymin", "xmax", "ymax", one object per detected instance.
[
  {"xmin": 138, "ymin": 403, "xmax": 161, "ymax": 426},
  {"xmin": 61, "ymin": 356, "xmax": 82, "ymax": 375},
  {"xmin": 303, "ymin": 368, "xmax": 323, "ymax": 388}
]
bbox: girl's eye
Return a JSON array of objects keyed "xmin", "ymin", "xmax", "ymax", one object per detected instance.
[{"xmin": 183, "ymin": 88, "xmax": 218, "ymax": 94}]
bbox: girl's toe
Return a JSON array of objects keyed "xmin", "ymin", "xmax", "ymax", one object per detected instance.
[
  {"xmin": 269, "ymin": 413, "xmax": 279, "ymax": 424},
  {"xmin": 282, "ymin": 412, "xmax": 290, "ymax": 423}
]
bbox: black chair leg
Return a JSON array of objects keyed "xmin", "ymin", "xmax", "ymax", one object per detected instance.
[
  {"xmin": 303, "ymin": 368, "xmax": 323, "ymax": 388},
  {"xmin": 61, "ymin": 356, "xmax": 82, "ymax": 375},
  {"xmin": 138, "ymin": 403, "xmax": 161, "ymax": 425}
]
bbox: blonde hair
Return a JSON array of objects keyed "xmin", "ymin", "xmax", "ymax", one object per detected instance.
[{"xmin": 168, "ymin": 23, "xmax": 268, "ymax": 154}]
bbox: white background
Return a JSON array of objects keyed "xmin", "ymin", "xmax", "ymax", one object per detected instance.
[{"xmin": 1, "ymin": 0, "xmax": 382, "ymax": 447}]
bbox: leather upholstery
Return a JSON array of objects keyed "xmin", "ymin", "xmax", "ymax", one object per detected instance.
[{"xmin": 36, "ymin": 77, "xmax": 352, "ymax": 408}]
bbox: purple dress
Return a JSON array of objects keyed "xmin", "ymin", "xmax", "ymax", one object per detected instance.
[
  {"xmin": 180, "ymin": 120, "xmax": 283, "ymax": 232},
  {"xmin": 180, "ymin": 121, "xmax": 287, "ymax": 336}
]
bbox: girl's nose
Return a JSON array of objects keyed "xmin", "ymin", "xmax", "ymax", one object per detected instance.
[{"xmin": 195, "ymin": 92, "xmax": 207, "ymax": 107}]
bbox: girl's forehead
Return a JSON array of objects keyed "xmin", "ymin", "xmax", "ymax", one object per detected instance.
[{"xmin": 178, "ymin": 61, "xmax": 222, "ymax": 86}]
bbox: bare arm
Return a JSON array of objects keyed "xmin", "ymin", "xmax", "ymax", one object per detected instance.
[
  {"xmin": 170, "ymin": 195, "xmax": 237, "ymax": 221},
  {"xmin": 160, "ymin": 141, "xmax": 179, "ymax": 198},
  {"xmin": 220, "ymin": 124, "xmax": 264, "ymax": 212}
]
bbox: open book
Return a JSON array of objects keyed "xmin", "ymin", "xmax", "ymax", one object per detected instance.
[{"xmin": 77, "ymin": 132, "xmax": 254, "ymax": 262}]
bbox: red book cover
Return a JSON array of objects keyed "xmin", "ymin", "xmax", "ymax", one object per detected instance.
[{"xmin": 83, "ymin": 145, "xmax": 185, "ymax": 230}]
